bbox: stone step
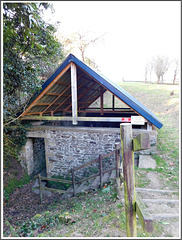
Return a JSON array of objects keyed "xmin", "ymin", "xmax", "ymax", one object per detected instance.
[
  {"xmin": 102, "ymin": 172, "xmax": 111, "ymax": 183},
  {"xmin": 90, "ymin": 176, "xmax": 100, "ymax": 190},
  {"xmin": 80, "ymin": 178, "xmax": 96, "ymax": 192},
  {"xmin": 110, "ymin": 170, "xmax": 116, "ymax": 180},
  {"xmin": 32, "ymin": 179, "xmax": 52, "ymax": 196},
  {"xmin": 76, "ymin": 181, "xmax": 88, "ymax": 193},
  {"xmin": 136, "ymin": 188, "xmax": 179, "ymax": 200},
  {"xmin": 151, "ymin": 213, "xmax": 179, "ymax": 219},
  {"xmin": 145, "ymin": 201, "xmax": 179, "ymax": 215}
]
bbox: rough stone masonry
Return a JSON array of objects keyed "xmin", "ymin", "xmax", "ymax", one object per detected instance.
[{"xmin": 19, "ymin": 125, "xmax": 157, "ymax": 179}]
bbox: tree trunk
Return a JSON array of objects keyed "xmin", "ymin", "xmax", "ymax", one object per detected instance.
[
  {"xmin": 173, "ymin": 74, "xmax": 176, "ymax": 85},
  {"xmin": 157, "ymin": 75, "xmax": 160, "ymax": 84}
]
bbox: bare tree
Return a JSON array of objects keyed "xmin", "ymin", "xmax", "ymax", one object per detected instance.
[
  {"xmin": 150, "ymin": 56, "xmax": 170, "ymax": 84},
  {"xmin": 58, "ymin": 31, "xmax": 105, "ymax": 65},
  {"xmin": 172, "ymin": 59, "xmax": 179, "ymax": 85},
  {"xmin": 145, "ymin": 62, "xmax": 153, "ymax": 83}
]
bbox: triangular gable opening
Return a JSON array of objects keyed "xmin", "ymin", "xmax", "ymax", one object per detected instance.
[{"xmin": 20, "ymin": 54, "xmax": 163, "ymax": 129}]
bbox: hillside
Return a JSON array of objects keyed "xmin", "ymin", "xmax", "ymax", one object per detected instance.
[{"xmin": 3, "ymin": 82, "xmax": 180, "ymax": 238}]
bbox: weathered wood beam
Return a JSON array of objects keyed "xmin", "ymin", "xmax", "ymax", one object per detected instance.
[
  {"xmin": 20, "ymin": 116, "xmax": 129, "ymax": 122},
  {"xmin": 112, "ymin": 94, "xmax": 115, "ymax": 110},
  {"xmin": 100, "ymin": 86, "xmax": 104, "ymax": 115},
  {"xmin": 136, "ymin": 192, "xmax": 153, "ymax": 233},
  {"xmin": 120, "ymin": 123, "xmax": 137, "ymax": 237},
  {"xmin": 56, "ymin": 81, "xmax": 70, "ymax": 86},
  {"xmin": 36, "ymin": 103, "xmax": 61, "ymax": 106},
  {"xmin": 63, "ymin": 79, "xmax": 89, "ymax": 112},
  {"xmin": 45, "ymin": 93, "xmax": 59, "ymax": 96},
  {"xmin": 71, "ymin": 62, "xmax": 78, "ymax": 125},
  {"xmin": 41, "ymin": 84, "xmax": 71, "ymax": 115},
  {"xmin": 132, "ymin": 133, "xmax": 150, "ymax": 151}
]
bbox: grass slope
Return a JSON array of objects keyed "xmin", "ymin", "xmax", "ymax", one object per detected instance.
[{"xmin": 4, "ymin": 82, "xmax": 180, "ymax": 237}]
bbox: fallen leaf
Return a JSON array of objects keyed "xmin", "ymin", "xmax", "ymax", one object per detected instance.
[{"xmin": 41, "ymin": 225, "xmax": 47, "ymax": 230}]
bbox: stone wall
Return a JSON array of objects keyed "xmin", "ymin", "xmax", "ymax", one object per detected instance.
[{"xmin": 19, "ymin": 126, "xmax": 157, "ymax": 179}]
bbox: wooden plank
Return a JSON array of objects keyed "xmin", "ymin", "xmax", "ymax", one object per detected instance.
[
  {"xmin": 133, "ymin": 133, "xmax": 150, "ymax": 151},
  {"xmin": 45, "ymin": 93, "xmax": 59, "ymax": 96},
  {"xmin": 71, "ymin": 62, "xmax": 77, "ymax": 125},
  {"xmin": 42, "ymin": 187, "xmax": 66, "ymax": 194},
  {"xmin": 62, "ymin": 78, "xmax": 89, "ymax": 112},
  {"xmin": 102, "ymin": 150, "xmax": 115, "ymax": 159},
  {"xmin": 136, "ymin": 192, "xmax": 153, "ymax": 233},
  {"xmin": 120, "ymin": 123, "xmax": 137, "ymax": 237},
  {"xmin": 20, "ymin": 116, "xmax": 73, "ymax": 121},
  {"xmin": 76, "ymin": 117, "xmax": 128, "ymax": 122},
  {"xmin": 76, "ymin": 173, "xmax": 100, "ymax": 184},
  {"xmin": 42, "ymin": 84, "xmax": 71, "ymax": 114},
  {"xmin": 21, "ymin": 116, "xmax": 128, "ymax": 122},
  {"xmin": 21, "ymin": 63, "xmax": 71, "ymax": 116},
  {"xmin": 41, "ymin": 176, "xmax": 72, "ymax": 184},
  {"xmin": 73, "ymin": 157, "xmax": 99, "ymax": 172},
  {"xmin": 102, "ymin": 167, "xmax": 116, "ymax": 175},
  {"xmin": 56, "ymin": 81, "xmax": 70, "ymax": 86}
]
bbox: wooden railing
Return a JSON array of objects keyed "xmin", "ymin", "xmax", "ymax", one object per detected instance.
[
  {"xmin": 38, "ymin": 175, "xmax": 72, "ymax": 203},
  {"xmin": 38, "ymin": 124, "xmax": 154, "ymax": 236},
  {"xmin": 70, "ymin": 145, "xmax": 120, "ymax": 197},
  {"xmin": 38, "ymin": 143, "xmax": 120, "ymax": 202}
]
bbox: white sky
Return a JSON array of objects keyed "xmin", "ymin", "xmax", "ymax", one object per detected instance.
[{"xmin": 44, "ymin": 1, "xmax": 181, "ymax": 83}]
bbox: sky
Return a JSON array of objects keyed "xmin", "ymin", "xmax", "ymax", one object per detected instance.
[{"xmin": 44, "ymin": 1, "xmax": 180, "ymax": 83}]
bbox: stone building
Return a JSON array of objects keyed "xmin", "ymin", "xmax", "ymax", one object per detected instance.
[{"xmin": 19, "ymin": 54, "xmax": 163, "ymax": 178}]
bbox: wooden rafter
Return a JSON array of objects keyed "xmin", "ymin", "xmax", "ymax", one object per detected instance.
[
  {"xmin": 20, "ymin": 63, "xmax": 71, "ymax": 116},
  {"xmin": 40, "ymin": 84, "xmax": 71, "ymax": 116},
  {"xmin": 64, "ymin": 81, "xmax": 97, "ymax": 112},
  {"xmin": 52, "ymin": 78, "xmax": 88, "ymax": 114}
]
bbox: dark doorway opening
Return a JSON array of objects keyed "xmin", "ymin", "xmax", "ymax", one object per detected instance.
[{"xmin": 32, "ymin": 138, "xmax": 46, "ymax": 176}]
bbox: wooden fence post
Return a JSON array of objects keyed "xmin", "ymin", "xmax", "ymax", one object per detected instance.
[
  {"xmin": 38, "ymin": 174, "xmax": 42, "ymax": 204},
  {"xmin": 120, "ymin": 123, "xmax": 137, "ymax": 237},
  {"xmin": 115, "ymin": 142, "xmax": 122, "ymax": 199},
  {"xmin": 99, "ymin": 154, "xmax": 103, "ymax": 189},
  {"xmin": 71, "ymin": 168, "xmax": 76, "ymax": 197}
]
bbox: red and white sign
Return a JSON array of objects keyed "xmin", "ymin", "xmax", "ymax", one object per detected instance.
[{"xmin": 121, "ymin": 117, "xmax": 131, "ymax": 122}]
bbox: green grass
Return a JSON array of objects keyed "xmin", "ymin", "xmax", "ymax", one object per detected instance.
[
  {"xmin": 4, "ymin": 173, "xmax": 31, "ymax": 201},
  {"xmin": 4, "ymin": 82, "xmax": 179, "ymax": 237}
]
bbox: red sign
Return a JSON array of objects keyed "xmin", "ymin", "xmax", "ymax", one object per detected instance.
[{"xmin": 121, "ymin": 117, "xmax": 131, "ymax": 122}]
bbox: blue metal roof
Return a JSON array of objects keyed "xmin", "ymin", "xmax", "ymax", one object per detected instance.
[{"xmin": 25, "ymin": 53, "xmax": 163, "ymax": 129}]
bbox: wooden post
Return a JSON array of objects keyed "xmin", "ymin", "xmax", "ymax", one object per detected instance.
[
  {"xmin": 38, "ymin": 174, "xmax": 42, "ymax": 204},
  {"xmin": 100, "ymin": 86, "xmax": 104, "ymax": 115},
  {"xmin": 71, "ymin": 168, "xmax": 76, "ymax": 197},
  {"xmin": 115, "ymin": 142, "xmax": 122, "ymax": 199},
  {"xmin": 112, "ymin": 95, "xmax": 115, "ymax": 111},
  {"xmin": 99, "ymin": 154, "xmax": 103, "ymax": 189},
  {"xmin": 71, "ymin": 62, "xmax": 77, "ymax": 125},
  {"xmin": 120, "ymin": 123, "xmax": 137, "ymax": 237},
  {"xmin": 132, "ymin": 133, "xmax": 150, "ymax": 151}
]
